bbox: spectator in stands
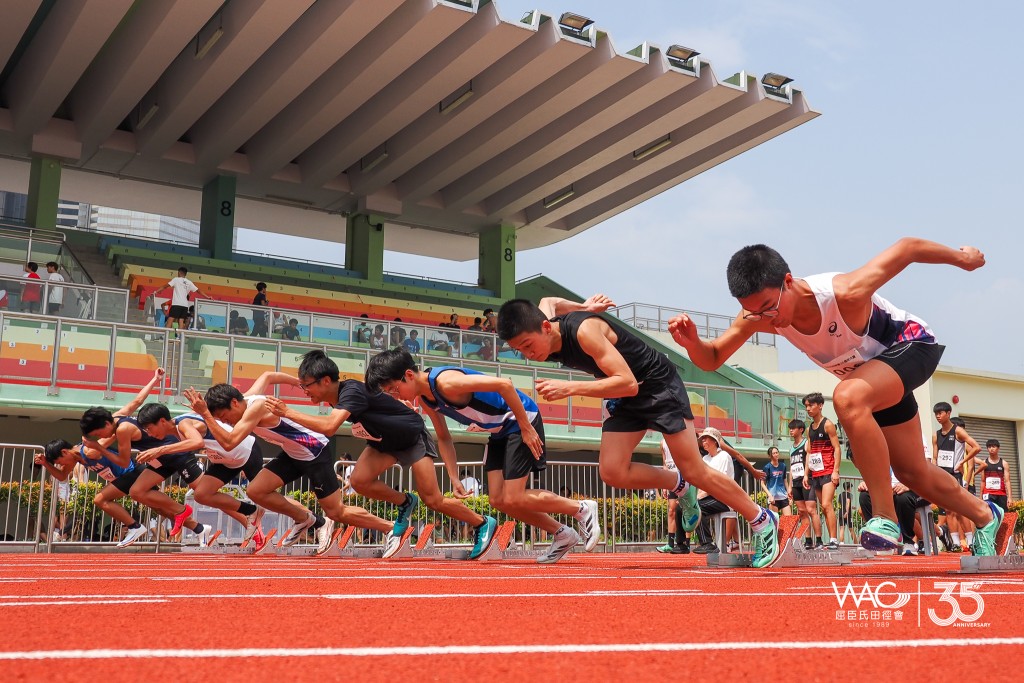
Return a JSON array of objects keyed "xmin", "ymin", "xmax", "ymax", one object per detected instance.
[
  {"xmin": 229, "ymin": 310, "xmax": 250, "ymax": 335},
  {"xmin": 402, "ymin": 329, "xmax": 421, "ymax": 354},
  {"xmin": 370, "ymin": 324, "xmax": 387, "ymax": 350},
  {"xmin": 390, "ymin": 318, "xmax": 406, "ymax": 347},
  {"xmin": 20, "ymin": 261, "xmax": 42, "ymax": 313},
  {"xmin": 251, "ymin": 282, "xmax": 270, "ymax": 337},
  {"xmin": 482, "ymin": 308, "xmax": 497, "ymax": 333},
  {"xmin": 165, "ymin": 267, "xmax": 199, "ymax": 331},
  {"xmin": 45, "ymin": 262, "xmax": 64, "ymax": 315},
  {"xmin": 355, "ymin": 314, "xmax": 372, "ymax": 345},
  {"xmin": 474, "ymin": 337, "xmax": 495, "ymax": 361},
  {"xmin": 428, "ymin": 326, "xmax": 450, "ymax": 354},
  {"xmin": 282, "ymin": 318, "xmax": 301, "ymax": 341},
  {"xmin": 468, "ymin": 317, "xmax": 483, "ymax": 331},
  {"xmin": 189, "ymin": 305, "xmax": 206, "ymax": 331}
]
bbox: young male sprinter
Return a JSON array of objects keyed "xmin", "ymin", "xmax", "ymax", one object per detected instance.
[
  {"xmin": 668, "ymin": 238, "xmax": 1003, "ymax": 554},
  {"xmin": 364, "ymin": 348, "xmax": 601, "ymax": 564},
  {"xmin": 787, "ymin": 419, "xmax": 823, "ymax": 549},
  {"xmin": 136, "ymin": 403, "xmax": 267, "ymax": 550},
  {"xmin": 74, "ymin": 368, "xmax": 205, "ymax": 546},
  {"xmin": 803, "ymin": 392, "xmax": 842, "ymax": 550},
  {"xmin": 262, "ymin": 350, "xmax": 499, "ymax": 559},
  {"xmin": 974, "ymin": 439, "xmax": 1012, "ymax": 514},
  {"xmin": 184, "ymin": 374, "xmax": 396, "ymax": 556},
  {"xmin": 932, "ymin": 404, "xmax": 981, "ymax": 551},
  {"xmin": 497, "ymin": 295, "xmax": 781, "ymax": 568}
]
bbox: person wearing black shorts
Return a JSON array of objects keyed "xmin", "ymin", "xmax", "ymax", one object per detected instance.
[
  {"xmin": 787, "ymin": 419, "xmax": 823, "ymax": 549},
  {"xmin": 498, "ymin": 295, "xmax": 778, "ymax": 568},
  {"xmin": 262, "ymin": 350, "xmax": 498, "ymax": 560},
  {"xmin": 137, "ymin": 403, "xmax": 268, "ymax": 549},
  {"xmin": 365, "ymin": 348, "xmax": 602, "ymax": 564}
]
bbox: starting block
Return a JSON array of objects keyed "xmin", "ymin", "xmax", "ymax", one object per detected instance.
[
  {"xmin": 331, "ymin": 526, "xmax": 385, "ymax": 559},
  {"xmin": 960, "ymin": 512, "xmax": 1022, "ymax": 573},
  {"xmin": 768, "ymin": 515, "xmax": 851, "ymax": 568},
  {"xmin": 387, "ymin": 524, "xmax": 472, "ymax": 561},
  {"xmin": 476, "ymin": 521, "xmax": 545, "ymax": 562}
]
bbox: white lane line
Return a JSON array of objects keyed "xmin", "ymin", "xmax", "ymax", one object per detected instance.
[
  {"xmin": 0, "ymin": 599, "xmax": 168, "ymax": 606},
  {"xmin": 2, "ymin": 637, "xmax": 1023, "ymax": 661}
]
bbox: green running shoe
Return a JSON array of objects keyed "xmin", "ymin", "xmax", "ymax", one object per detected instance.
[
  {"xmin": 393, "ymin": 492, "xmax": 419, "ymax": 537},
  {"xmin": 972, "ymin": 502, "xmax": 1004, "ymax": 557},
  {"xmin": 860, "ymin": 517, "xmax": 901, "ymax": 551},
  {"xmin": 678, "ymin": 484, "xmax": 701, "ymax": 532},
  {"xmin": 656, "ymin": 543, "xmax": 674, "ymax": 553},
  {"xmin": 752, "ymin": 511, "xmax": 780, "ymax": 568}
]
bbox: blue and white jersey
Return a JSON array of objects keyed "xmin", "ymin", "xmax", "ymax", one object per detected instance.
[
  {"xmin": 175, "ymin": 412, "xmax": 255, "ymax": 468},
  {"xmin": 423, "ymin": 366, "xmax": 539, "ymax": 438},
  {"xmin": 246, "ymin": 395, "xmax": 328, "ymax": 462},
  {"xmin": 78, "ymin": 443, "xmax": 134, "ymax": 483}
]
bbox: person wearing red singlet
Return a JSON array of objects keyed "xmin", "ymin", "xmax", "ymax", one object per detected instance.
[
  {"xmin": 974, "ymin": 439, "xmax": 1012, "ymax": 513},
  {"xmin": 803, "ymin": 392, "xmax": 842, "ymax": 550}
]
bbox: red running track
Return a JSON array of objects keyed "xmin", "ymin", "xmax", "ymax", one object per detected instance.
[{"xmin": 0, "ymin": 551, "xmax": 1021, "ymax": 682}]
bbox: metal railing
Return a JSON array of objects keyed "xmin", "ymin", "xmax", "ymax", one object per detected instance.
[
  {"xmin": 1, "ymin": 277, "xmax": 129, "ymax": 323},
  {"xmin": 0, "ymin": 224, "xmax": 95, "ymax": 287},
  {"xmin": 610, "ymin": 302, "xmax": 777, "ymax": 347}
]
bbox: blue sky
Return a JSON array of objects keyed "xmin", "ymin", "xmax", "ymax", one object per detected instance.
[{"xmin": 243, "ymin": 0, "xmax": 1024, "ymax": 374}]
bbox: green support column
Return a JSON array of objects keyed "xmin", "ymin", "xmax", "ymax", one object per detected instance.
[
  {"xmin": 199, "ymin": 175, "xmax": 236, "ymax": 260},
  {"xmin": 345, "ymin": 213, "xmax": 384, "ymax": 283},
  {"xmin": 26, "ymin": 156, "xmax": 62, "ymax": 229},
  {"xmin": 478, "ymin": 224, "xmax": 516, "ymax": 299}
]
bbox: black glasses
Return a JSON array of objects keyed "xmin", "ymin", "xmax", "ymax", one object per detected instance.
[
  {"xmin": 742, "ymin": 286, "xmax": 784, "ymax": 321},
  {"xmin": 299, "ymin": 378, "xmax": 321, "ymax": 390}
]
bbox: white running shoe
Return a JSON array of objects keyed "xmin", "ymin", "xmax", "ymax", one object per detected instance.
[
  {"xmin": 577, "ymin": 500, "xmax": 601, "ymax": 552},
  {"xmin": 381, "ymin": 529, "xmax": 403, "ymax": 559},
  {"xmin": 198, "ymin": 525, "xmax": 217, "ymax": 548},
  {"xmin": 243, "ymin": 507, "xmax": 265, "ymax": 544},
  {"xmin": 537, "ymin": 527, "xmax": 581, "ymax": 564},
  {"xmin": 281, "ymin": 513, "xmax": 316, "ymax": 547},
  {"xmin": 116, "ymin": 525, "xmax": 149, "ymax": 548},
  {"xmin": 315, "ymin": 518, "xmax": 338, "ymax": 555}
]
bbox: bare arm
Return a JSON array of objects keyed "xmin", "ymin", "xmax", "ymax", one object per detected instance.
[
  {"xmin": 537, "ymin": 317, "xmax": 639, "ymax": 401},
  {"xmin": 668, "ymin": 312, "xmax": 771, "ymax": 371},
  {"xmin": 34, "ymin": 453, "xmax": 72, "ymax": 482},
  {"xmin": 720, "ymin": 441, "xmax": 764, "ymax": 480},
  {"xmin": 137, "ymin": 419, "xmax": 205, "ymax": 463},
  {"xmin": 958, "ymin": 428, "xmax": 982, "ymax": 468},
  {"xmin": 438, "ymin": 372, "xmax": 544, "ymax": 460},
  {"xmin": 114, "ymin": 368, "xmax": 166, "ymax": 418},
  {"xmin": 537, "ymin": 293, "xmax": 616, "ymax": 319},
  {"xmin": 184, "ymin": 387, "xmax": 263, "ymax": 450},
  {"xmin": 265, "ymin": 398, "xmax": 351, "ymax": 437},
  {"xmin": 825, "ymin": 420, "xmax": 842, "ymax": 479},
  {"xmin": 421, "ymin": 405, "xmax": 467, "ymax": 497},
  {"xmin": 247, "ymin": 371, "xmax": 301, "ymax": 397}
]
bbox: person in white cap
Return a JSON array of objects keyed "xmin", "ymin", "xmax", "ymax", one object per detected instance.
[{"xmin": 692, "ymin": 427, "xmax": 765, "ymax": 554}]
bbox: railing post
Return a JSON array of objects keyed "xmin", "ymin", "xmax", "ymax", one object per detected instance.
[
  {"xmin": 47, "ymin": 318, "xmax": 61, "ymax": 395},
  {"xmin": 33, "ymin": 462, "xmax": 47, "ymax": 553},
  {"xmin": 104, "ymin": 324, "xmax": 117, "ymax": 400}
]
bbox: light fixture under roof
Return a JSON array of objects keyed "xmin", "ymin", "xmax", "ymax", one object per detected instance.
[
  {"xmin": 666, "ymin": 45, "xmax": 699, "ymax": 66},
  {"xmin": 558, "ymin": 12, "xmax": 594, "ymax": 39},
  {"xmin": 761, "ymin": 72, "xmax": 794, "ymax": 97},
  {"xmin": 439, "ymin": 81, "xmax": 474, "ymax": 115},
  {"xmin": 195, "ymin": 12, "xmax": 224, "ymax": 60},
  {"xmin": 360, "ymin": 143, "xmax": 389, "ymax": 173},
  {"xmin": 542, "ymin": 186, "xmax": 575, "ymax": 209},
  {"xmin": 633, "ymin": 134, "xmax": 672, "ymax": 161}
]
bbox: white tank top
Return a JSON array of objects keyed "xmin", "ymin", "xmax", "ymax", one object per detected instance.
[
  {"xmin": 246, "ymin": 395, "xmax": 329, "ymax": 462},
  {"xmin": 777, "ymin": 273, "xmax": 935, "ymax": 378}
]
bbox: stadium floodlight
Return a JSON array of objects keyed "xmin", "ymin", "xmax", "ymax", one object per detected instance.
[
  {"xmin": 542, "ymin": 186, "xmax": 575, "ymax": 209},
  {"xmin": 633, "ymin": 135, "xmax": 672, "ymax": 161},
  {"xmin": 665, "ymin": 45, "xmax": 700, "ymax": 74},
  {"xmin": 558, "ymin": 12, "xmax": 594, "ymax": 39},
  {"xmin": 761, "ymin": 72, "xmax": 794, "ymax": 98}
]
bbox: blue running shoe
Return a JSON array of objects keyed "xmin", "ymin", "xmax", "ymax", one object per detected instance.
[
  {"xmin": 469, "ymin": 515, "xmax": 498, "ymax": 559},
  {"xmin": 752, "ymin": 510, "xmax": 779, "ymax": 568},
  {"xmin": 393, "ymin": 492, "xmax": 419, "ymax": 537},
  {"xmin": 972, "ymin": 502, "xmax": 1004, "ymax": 557},
  {"xmin": 860, "ymin": 517, "xmax": 901, "ymax": 551},
  {"xmin": 678, "ymin": 484, "xmax": 701, "ymax": 532}
]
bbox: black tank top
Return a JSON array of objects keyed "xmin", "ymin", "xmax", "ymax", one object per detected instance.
[
  {"xmin": 549, "ymin": 312, "xmax": 676, "ymax": 392},
  {"xmin": 117, "ymin": 415, "xmax": 178, "ymax": 451}
]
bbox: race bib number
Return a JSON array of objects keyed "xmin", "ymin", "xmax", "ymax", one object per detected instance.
[
  {"xmin": 937, "ymin": 449, "xmax": 955, "ymax": 468},
  {"xmin": 791, "ymin": 461, "xmax": 805, "ymax": 478},
  {"xmin": 823, "ymin": 348, "xmax": 865, "ymax": 378},
  {"xmin": 351, "ymin": 422, "xmax": 382, "ymax": 442},
  {"xmin": 465, "ymin": 423, "xmax": 491, "ymax": 433},
  {"xmin": 986, "ymin": 476, "xmax": 1002, "ymax": 491},
  {"xmin": 809, "ymin": 451, "xmax": 825, "ymax": 473},
  {"xmin": 147, "ymin": 458, "xmax": 162, "ymax": 469},
  {"xmin": 96, "ymin": 467, "xmax": 115, "ymax": 482}
]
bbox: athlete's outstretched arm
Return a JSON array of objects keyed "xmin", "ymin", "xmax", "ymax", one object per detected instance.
[
  {"xmin": 137, "ymin": 419, "xmax": 205, "ymax": 463},
  {"xmin": 114, "ymin": 368, "xmax": 165, "ymax": 418},
  {"xmin": 438, "ymin": 373, "xmax": 544, "ymax": 460},
  {"xmin": 835, "ymin": 238, "xmax": 985, "ymax": 304},
  {"xmin": 534, "ymin": 318, "xmax": 638, "ymax": 401},
  {"xmin": 264, "ymin": 397, "xmax": 351, "ymax": 437},
  {"xmin": 537, "ymin": 294, "xmax": 616, "ymax": 319},
  {"xmin": 184, "ymin": 387, "xmax": 261, "ymax": 450},
  {"xmin": 720, "ymin": 441, "xmax": 766, "ymax": 481},
  {"xmin": 247, "ymin": 371, "xmax": 301, "ymax": 397}
]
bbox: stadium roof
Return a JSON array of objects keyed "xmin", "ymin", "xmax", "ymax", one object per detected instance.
[{"xmin": 0, "ymin": 0, "xmax": 818, "ymax": 260}]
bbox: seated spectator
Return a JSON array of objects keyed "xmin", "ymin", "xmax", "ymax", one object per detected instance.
[
  {"xmin": 189, "ymin": 305, "xmax": 206, "ymax": 330},
  {"xmin": 355, "ymin": 314, "xmax": 372, "ymax": 345},
  {"xmin": 390, "ymin": 318, "xmax": 407, "ymax": 347},
  {"xmin": 474, "ymin": 337, "xmax": 495, "ymax": 361},
  {"xmin": 402, "ymin": 329, "xmax": 421, "ymax": 354},
  {"xmin": 428, "ymin": 327, "xmax": 450, "ymax": 353},
  {"xmin": 282, "ymin": 318, "xmax": 301, "ymax": 341},
  {"xmin": 228, "ymin": 310, "xmax": 250, "ymax": 335},
  {"xmin": 481, "ymin": 308, "xmax": 497, "ymax": 333},
  {"xmin": 446, "ymin": 313, "xmax": 460, "ymax": 329},
  {"xmin": 468, "ymin": 317, "xmax": 483, "ymax": 331},
  {"xmin": 857, "ymin": 471, "xmax": 932, "ymax": 556},
  {"xmin": 370, "ymin": 324, "xmax": 387, "ymax": 350},
  {"xmin": 691, "ymin": 427, "xmax": 765, "ymax": 554}
]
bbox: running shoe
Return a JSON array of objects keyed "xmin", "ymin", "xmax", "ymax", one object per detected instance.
[
  {"xmin": 198, "ymin": 525, "xmax": 217, "ymax": 548},
  {"xmin": 577, "ymin": 499, "xmax": 601, "ymax": 552},
  {"xmin": 692, "ymin": 542, "xmax": 718, "ymax": 555},
  {"xmin": 280, "ymin": 513, "xmax": 316, "ymax": 547},
  {"xmin": 726, "ymin": 540, "xmax": 740, "ymax": 553},
  {"xmin": 392, "ymin": 493, "xmax": 419, "ymax": 537},
  {"xmin": 243, "ymin": 506, "xmax": 265, "ymax": 544},
  {"xmin": 673, "ymin": 541, "xmax": 690, "ymax": 555},
  {"xmin": 116, "ymin": 524, "xmax": 149, "ymax": 548},
  {"xmin": 972, "ymin": 502, "xmax": 1004, "ymax": 557},
  {"xmin": 901, "ymin": 543, "xmax": 918, "ymax": 556},
  {"xmin": 826, "ymin": 540, "xmax": 840, "ymax": 551},
  {"xmin": 678, "ymin": 484, "xmax": 701, "ymax": 532},
  {"xmin": 170, "ymin": 503, "xmax": 194, "ymax": 537},
  {"xmin": 751, "ymin": 511, "xmax": 780, "ymax": 568},
  {"xmin": 656, "ymin": 543, "xmax": 674, "ymax": 553},
  {"xmin": 251, "ymin": 526, "xmax": 269, "ymax": 554},
  {"xmin": 315, "ymin": 518, "xmax": 338, "ymax": 556},
  {"xmin": 536, "ymin": 527, "xmax": 580, "ymax": 564},
  {"xmin": 468, "ymin": 515, "xmax": 498, "ymax": 559},
  {"xmin": 860, "ymin": 517, "xmax": 901, "ymax": 551},
  {"xmin": 381, "ymin": 529, "xmax": 402, "ymax": 559}
]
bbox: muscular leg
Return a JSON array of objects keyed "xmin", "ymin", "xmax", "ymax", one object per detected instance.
[
  {"xmin": 487, "ymin": 471, "xmax": 563, "ymax": 534},
  {"xmin": 94, "ymin": 485, "xmax": 137, "ymax": 526},
  {"xmin": 600, "ymin": 431, "xmax": 678, "ymax": 491},
  {"xmin": 410, "ymin": 457, "xmax": 484, "ymax": 526},
  {"xmin": 192, "ymin": 476, "xmax": 248, "ymax": 527},
  {"xmin": 246, "ymin": 468, "xmax": 310, "ymax": 523},
  {"xmin": 316, "ymin": 490, "xmax": 392, "ymax": 533},
  {"xmin": 663, "ymin": 423, "xmax": 760, "ymax": 519},
  {"xmin": 129, "ymin": 469, "xmax": 187, "ymax": 518},
  {"xmin": 818, "ymin": 481, "xmax": 838, "ymax": 540},
  {"xmin": 349, "ymin": 447, "xmax": 405, "ymax": 506}
]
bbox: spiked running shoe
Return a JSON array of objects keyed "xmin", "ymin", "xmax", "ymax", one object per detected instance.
[
  {"xmin": 537, "ymin": 527, "xmax": 581, "ymax": 564},
  {"xmin": 860, "ymin": 517, "xmax": 901, "ymax": 551},
  {"xmin": 251, "ymin": 526, "xmax": 269, "ymax": 554},
  {"xmin": 678, "ymin": 484, "xmax": 701, "ymax": 532},
  {"xmin": 393, "ymin": 493, "xmax": 420, "ymax": 537},
  {"xmin": 316, "ymin": 518, "xmax": 339, "ymax": 556},
  {"xmin": 751, "ymin": 511, "xmax": 780, "ymax": 568},
  {"xmin": 656, "ymin": 543, "xmax": 674, "ymax": 553},
  {"xmin": 170, "ymin": 503, "xmax": 193, "ymax": 537},
  {"xmin": 469, "ymin": 515, "xmax": 498, "ymax": 559},
  {"xmin": 281, "ymin": 513, "xmax": 316, "ymax": 547},
  {"xmin": 116, "ymin": 524, "xmax": 149, "ymax": 548},
  {"xmin": 577, "ymin": 500, "xmax": 601, "ymax": 552},
  {"xmin": 243, "ymin": 507, "xmax": 265, "ymax": 544},
  {"xmin": 972, "ymin": 502, "xmax": 1004, "ymax": 557},
  {"xmin": 381, "ymin": 530, "xmax": 403, "ymax": 559},
  {"xmin": 198, "ymin": 525, "xmax": 217, "ymax": 548}
]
